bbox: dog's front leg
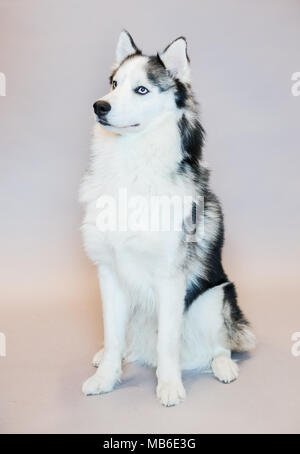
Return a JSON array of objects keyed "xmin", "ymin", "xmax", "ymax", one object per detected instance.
[
  {"xmin": 155, "ymin": 274, "xmax": 186, "ymax": 406},
  {"xmin": 82, "ymin": 265, "xmax": 128, "ymax": 396}
]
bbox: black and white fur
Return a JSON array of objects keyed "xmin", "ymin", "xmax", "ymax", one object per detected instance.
[{"xmin": 80, "ymin": 31, "xmax": 256, "ymax": 406}]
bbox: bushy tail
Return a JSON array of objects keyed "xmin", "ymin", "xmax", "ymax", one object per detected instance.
[
  {"xmin": 222, "ymin": 283, "xmax": 256, "ymax": 352},
  {"xmin": 227, "ymin": 322, "xmax": 256, "ymax": 352}
]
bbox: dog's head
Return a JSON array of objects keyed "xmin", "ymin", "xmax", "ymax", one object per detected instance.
[{"xmin": 93, "ymin": 31, "xmax": 192, "ymax": 134}]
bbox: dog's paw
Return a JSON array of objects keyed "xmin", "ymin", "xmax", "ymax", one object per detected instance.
[
  {"xmin": 92, "ymin": 348, "xmax": 104, "ymax": 367},
  {"xmin": 211, "ymin": 355, "xmax": 239, "ymax": 384},
  {"xmin": 82, "ymin": 367, "xmax": 120, "ymax": 396},
  {"xmin": 156, "ymin": 380, "xmax": 186, "ymax": 407}
]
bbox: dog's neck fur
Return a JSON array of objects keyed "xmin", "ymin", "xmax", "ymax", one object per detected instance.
[
  {"xmin": 92, "ymin": 110, "xmax": 182, "ymax": 171},
  {"xmin": 80, "ymin": 109, "xmax": 197, "ymax": 206}
]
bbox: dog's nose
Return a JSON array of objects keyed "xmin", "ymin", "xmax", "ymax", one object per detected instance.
[{"xmin": 93, "ymin": 101, "xmax": 111, "ymax": 116}]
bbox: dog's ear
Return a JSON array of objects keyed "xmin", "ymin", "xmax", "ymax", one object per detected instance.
[
  {"xmin": 115, "ymin": 30, "xmax": 141, "ymax": 64},
  {"xmin": 159, "ymin": 37, "xmax": 190, "ymax": 82}
]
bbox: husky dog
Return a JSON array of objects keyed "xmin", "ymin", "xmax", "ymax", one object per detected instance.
[{"xmin": 80, "ymin": 31, "xmax": 255, "ymax": 406}]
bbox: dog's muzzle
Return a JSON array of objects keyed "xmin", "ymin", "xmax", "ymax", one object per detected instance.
[{"xmin": 93, "ymin": 100, "xmax": 111, "ymax": 119}]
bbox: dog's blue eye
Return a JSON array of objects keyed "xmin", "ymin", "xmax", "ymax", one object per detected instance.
[
  {"xmin": 112, "ymin": 80, "xmax": 117, "ymax": 89},
  {"xmin": 135, "ymin": 86, "xmax": 149, "ymax": 95}
]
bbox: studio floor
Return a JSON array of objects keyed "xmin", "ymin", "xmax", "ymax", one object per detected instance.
[{"xmin": 0, "ymin": 268, "xmax": 299, "ymax": 434}]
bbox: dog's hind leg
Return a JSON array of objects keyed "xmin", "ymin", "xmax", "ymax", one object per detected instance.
[
  {"xmin": 211, "ymin": 353, "xmax": 239, "ymax": 384},
  {"xmin": 182, "ymin": 282, "xmax": 255, "ymax": 382},
  {"xmin": 210, "ymin": 281, "xmax": 256, "ymax": 383}
]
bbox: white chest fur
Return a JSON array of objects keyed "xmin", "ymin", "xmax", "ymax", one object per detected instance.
[{"xmin": 80, "ymin": 113, "xmax": 194, "ymax": 282}]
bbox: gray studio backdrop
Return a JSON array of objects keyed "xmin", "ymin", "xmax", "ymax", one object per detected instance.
[{"xmin": 0, "ymin": 0, "xmax": 299, "ymax": 434}]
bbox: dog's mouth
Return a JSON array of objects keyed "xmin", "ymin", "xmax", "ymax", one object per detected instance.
[
  {"xmin": 97, "ymin": 116, "xmax": 140, "ymax": 128},
  {"xmin": 97, "ymin": 117, "xmax": 110, "ymax": 126}
]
